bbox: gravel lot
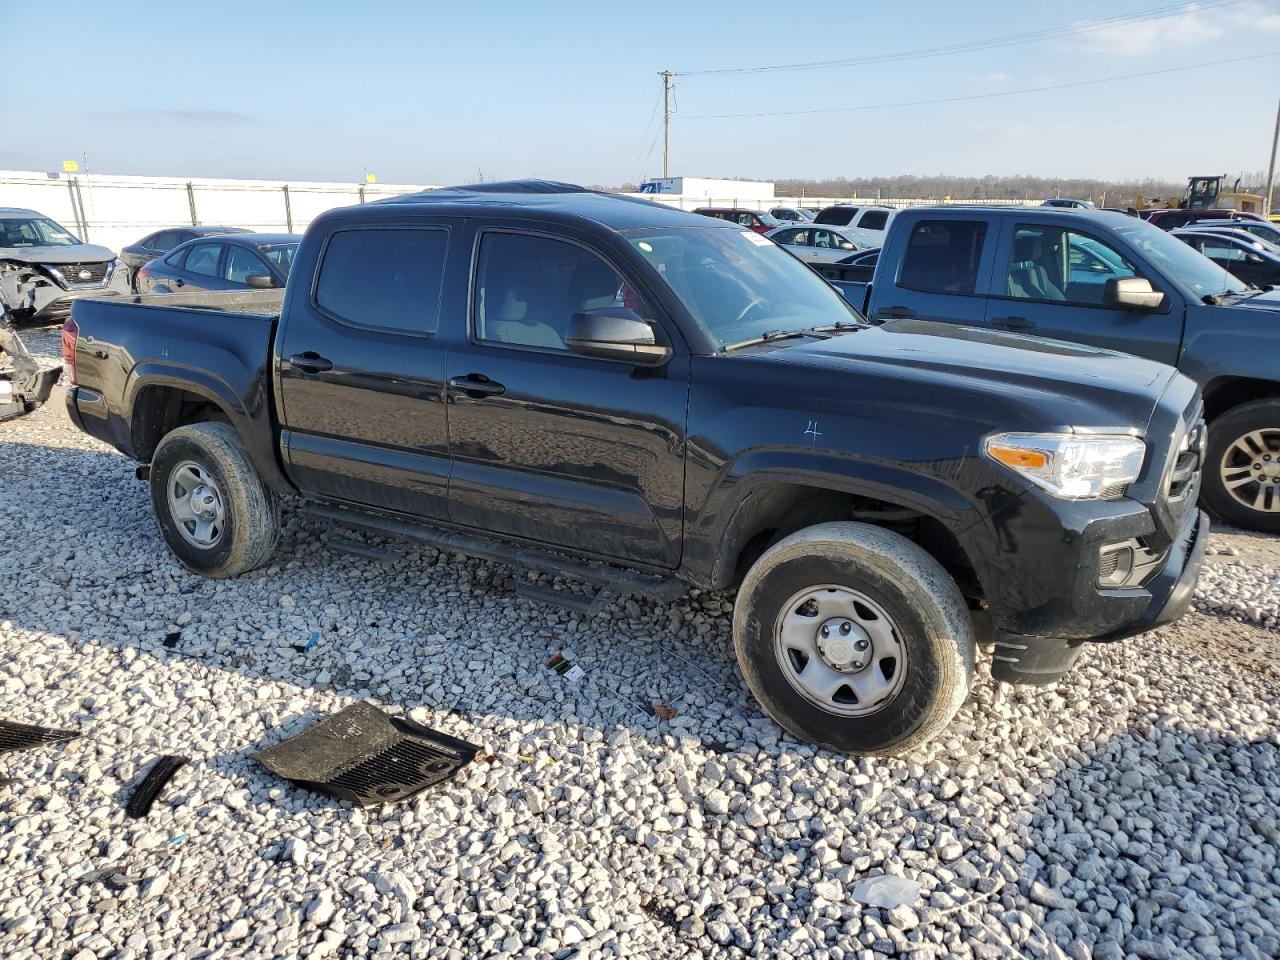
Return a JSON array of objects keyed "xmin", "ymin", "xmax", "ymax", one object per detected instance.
[{"xmin": 2, "ymin": 323, "xmax": 1278, "ymax": 960}]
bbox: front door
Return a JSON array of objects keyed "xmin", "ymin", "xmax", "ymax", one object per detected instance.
[
  {"xmin": 444, "ymin": 225, "xmax": 688, "ymax": 568},
  {"xmin": 276, "ymin": 221, "xmax": 460, "ymax": 519},
  {"xmin": 983, "ymin": 221, "xmax": 1181, "ymax": 365}
]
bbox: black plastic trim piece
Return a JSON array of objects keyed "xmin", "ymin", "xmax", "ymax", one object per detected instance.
[
  {"xmin": 0, "ymin": 720, "xmax": 80, "ymax": 755},
  {"xmin": 301, "ymin": 501, "xmax": 684, "ymax": 601},
  {"xmin": 126, "ymin": 755, "xmax": 189, "ymax": 819}
]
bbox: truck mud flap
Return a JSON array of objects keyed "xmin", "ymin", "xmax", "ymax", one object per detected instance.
[
  {"xmin": 251, "ymin": 702, "xmax": 477, "ymax": 806},
  {"xmin": 0, "ymin": 720, "xmax": 79, "ymax": 754},
  {"xmin": 126, "ymin": 755, "xmax": 189, "ymax": 819}
]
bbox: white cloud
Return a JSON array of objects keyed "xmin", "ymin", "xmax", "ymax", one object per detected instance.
[{"xmin": 1073, "ymin": 1, "xmax": 1280, "ymax": 55}]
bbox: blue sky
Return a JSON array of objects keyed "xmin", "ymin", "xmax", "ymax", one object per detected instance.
[{"xmin": 4, "ymin": 0, "xmax": 1278, "ymax": 185}]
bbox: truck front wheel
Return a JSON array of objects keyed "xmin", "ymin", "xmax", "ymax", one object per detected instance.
[
  {"xmin": 1201, "ymin": 399, "xmax": 1280, "ymax": 534},
  {"xmin": 149, "ymin": 422, "xmax": 280, "ymax": 578},
  {"xmin": 733, "ymin": 522, "xmax": 974, "ymax": 756}
]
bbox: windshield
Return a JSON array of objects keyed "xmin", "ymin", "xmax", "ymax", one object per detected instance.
[
  {"xmin": 259, "ymin": 243, "xmax": 299, "ymax": 275},
  {"xmin": 836, "ymin": 226, "xmax": 881, "ymax": 249},
  {"xmin": 0, "ymin": 216, "xmax": 80, "ymax": 248},
  {"xmin": 1111, "ymin": 217, "xmax": 1247, "ymax": 298},
  {"xmin": 628, "ymin": 226, "xmax": 860, "ymax": 349}
]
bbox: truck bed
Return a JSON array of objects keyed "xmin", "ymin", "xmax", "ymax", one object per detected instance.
[{"xmin": 66, "ymin": 289, "xmax": 288, "ymax": 490}]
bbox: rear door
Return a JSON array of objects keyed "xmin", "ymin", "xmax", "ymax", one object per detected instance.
[
  {"xmin": 982, "ymin": 220, "xmax": 1180, "ymax": 364},
  {"xmin": 276, "ymin": 220, "xmax": 460, "ymax": 519},
  {"xmin": 869, "ymin": 216, "xmax": 995, "ymax": 325},
  {"xmin": 442, "ymin": 222, "xmax": 688, "ymax": 568}
]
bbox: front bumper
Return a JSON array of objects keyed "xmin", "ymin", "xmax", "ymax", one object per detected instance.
[
  {"xmin": 3, "ymin": 267, "xmax": 130, "ymax": 324},
  {"xmin": 991, "ymin": 508, "xmax": 1208, "ymax": 684}
]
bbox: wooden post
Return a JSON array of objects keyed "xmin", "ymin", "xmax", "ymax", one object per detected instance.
[
  {"xmin": 186, "ymin": 182, "xmax": 198, "ymax": 225},
  {"xmin": 283, "ymin": 185, "xmax": 294, "ymax": 232}
]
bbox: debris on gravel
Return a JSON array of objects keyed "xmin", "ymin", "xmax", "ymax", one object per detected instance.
[{"xmin": 1, "ymin": 328, "xmax": 1278, "ymax": 958}]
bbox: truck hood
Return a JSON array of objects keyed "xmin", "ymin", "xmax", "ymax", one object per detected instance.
[
  {"xmin": 0, "ymin": 244, "xmax": 116, "ymax": 264},
  {"xmin": 1230, "ymin": 287, "xmax": 1280, "ymax": 313},
  {"xmin": 781, "ymin": 318, "xmax": 1177, "ymax": 432}
]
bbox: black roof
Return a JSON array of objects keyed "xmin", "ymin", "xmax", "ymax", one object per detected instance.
[
  {"xmin": 902, "ymin": 205, "xmax": 1139, "ymax": 227},
  {"xmin": 372, "ymin": 179, "xmax": 722, "ymax": 231},
  {"xmin": 170, "ymin": 232, "xmax": 301, "ymax": 250},
  {"xmin": 184, "ymin": 225, "xmax": 252, "ymax": 236}
]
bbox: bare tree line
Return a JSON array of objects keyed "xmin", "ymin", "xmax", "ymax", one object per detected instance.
[{"xmin": 607, "ymin": 172, "xmax": 1273, "ymax": 207}]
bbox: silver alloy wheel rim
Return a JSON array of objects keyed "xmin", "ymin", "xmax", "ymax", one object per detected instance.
[
  {"xmin": 772, "ymin": 584, "xmax": 907, "ymax": 717},
  {"xmin": 167, "ymin": 460, "xmax": 226, "ymax": 548},
  {"xmin": 1219, "ymin": 428, "xmax": 1280, "ymax": 513}
]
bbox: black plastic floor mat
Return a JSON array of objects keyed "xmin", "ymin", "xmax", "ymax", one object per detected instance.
[
  {"xmin": 250, "ymin": 702, "xmax": 477, "ymax": 806},
  {"xmin": 0, "ymin": 720, "xmax": 79, "ymax": 755}
]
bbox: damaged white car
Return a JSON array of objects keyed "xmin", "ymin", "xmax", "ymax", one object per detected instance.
[{"xmin": 0, "ymin": 209, "xmax": 129, "ymax": 325}]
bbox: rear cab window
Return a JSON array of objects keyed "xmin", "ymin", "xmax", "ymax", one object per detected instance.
[{"xmin": 314, "ymin": 228, "xmax": 448, "ymax": 335}]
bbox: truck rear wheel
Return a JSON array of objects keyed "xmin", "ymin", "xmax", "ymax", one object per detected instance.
[
  {"xmin": 1201, "ymin": 400, "xmax": 1280, "ymax": 534},
  {"xmin": 149, "ymin": 422, "xmax": 279, "ymax": 578},
  {"xmin": 733, "ymin": 522, "xmax": 974, "ymax": 756}
]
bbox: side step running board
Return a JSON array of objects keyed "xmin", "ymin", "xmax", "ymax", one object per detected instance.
[{"xmin": 301, "ymin": 502, "xmax": 685, "ymax": 604}]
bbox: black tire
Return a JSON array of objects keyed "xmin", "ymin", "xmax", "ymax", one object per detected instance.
[
  {"xmin": 733, "ymin": 521, "xmax": 974, "ymax": 756},
  {"xmin": 149, "ymin": 422, "xmax": 279, "ymax": 578},
  {"xmin": 1201, "ymin": 400, "xmax": 1280, "ymax": 534}
]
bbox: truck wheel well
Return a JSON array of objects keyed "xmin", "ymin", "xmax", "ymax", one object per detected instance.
[
  {"xmin": 725, "ymin": 485, "xmax": 980, "ymax": 601},
  {"xmin": 131, "ymin": 386, "xmax": 230, "ymax": 462},
  {"xmin": 1203, "ymin": 377, "xmax": 1280, "ymax": 423}
]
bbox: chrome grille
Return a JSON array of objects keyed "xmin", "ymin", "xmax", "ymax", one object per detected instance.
[{"xmin": 45, "ymin": 261, "xmax": 110, "ymax": 288}]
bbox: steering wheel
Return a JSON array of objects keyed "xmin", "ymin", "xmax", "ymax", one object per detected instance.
[{"xmin": 734, "ymin": 298, "xmax": 769, "ymax": 326}]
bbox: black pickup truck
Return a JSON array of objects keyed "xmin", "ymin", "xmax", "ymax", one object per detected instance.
[
  {"xmin": 830, "ymin": 205, "xmax": 1280, "ymax": 534},
  {"xmin": 64, "ymin": 181, "xmax": 1207, "ymax": 755}
]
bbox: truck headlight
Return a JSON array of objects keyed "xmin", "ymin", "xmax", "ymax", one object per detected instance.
[{"xmin": 985, "ymin": 433, "xmax": 1146, "ymax": 500}]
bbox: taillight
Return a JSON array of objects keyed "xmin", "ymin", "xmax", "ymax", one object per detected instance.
[{"xmin": 61, "ymin": 316, "xmax": 78, "ymax": 386}]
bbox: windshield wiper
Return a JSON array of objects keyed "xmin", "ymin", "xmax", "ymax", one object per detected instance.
[
  {"xmin": 721, "ymin": 328, "xmax": 830, "ymax": 352},
  {"xmin": 808, "ymin": 319, "xmax": 867, "ymax": 334}
]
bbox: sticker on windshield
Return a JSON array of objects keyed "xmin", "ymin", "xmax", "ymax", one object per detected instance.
[{"xmin": 740, "ymin": 230, "xmax": 773, "ymax": 246}]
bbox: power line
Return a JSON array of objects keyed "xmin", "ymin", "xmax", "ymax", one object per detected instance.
[
  {"xmin": 675, "ymin": 0, "xmax": 1245, "ymax": 77},
  {"xmin": 629, "ymin": 87, "xmax": 663, "ymax": 185},
  {"xmin": 680, "ymin": 50, "xmax": 1280, "ymax": 119}
]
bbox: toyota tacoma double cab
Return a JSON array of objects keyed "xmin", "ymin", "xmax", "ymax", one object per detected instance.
[
  {"xmin": 833, "ymin": 205, "xmax": 1280, "ymax": 534},
  {"xmin": 64, "ymin": 181, "xmax": 1207, "ymax": 755}
]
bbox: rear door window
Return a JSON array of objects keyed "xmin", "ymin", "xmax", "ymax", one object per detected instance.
[
  {"xmin": 898, "ymin": 220, "xmax": 988, "ymax": 295},
  {"xmin": 315, "ymin": 227, "xmax": 448, "ymax": 335},
  {"xmin": 817, "ymin": 207, "xmax": 857, "ymax": 226},
  {"xmin": 183, "ymin": 243, "xmax": 223, "ymax": 278},
  {"xmin": 859, "ymin": 210, "xmax": 889, "ymax": 231},
  {"xmin": 150, "ymin": 231, "xmax": 179, "ymax": 251}
]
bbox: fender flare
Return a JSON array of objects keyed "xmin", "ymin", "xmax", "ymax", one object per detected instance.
[{"xmin": 694, "ymin": 449, "xmax": 985, "ymax": 589}]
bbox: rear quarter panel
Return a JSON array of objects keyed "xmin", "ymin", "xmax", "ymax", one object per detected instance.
[{"xmin": 69, "ymin": 295, "xmax": 288, "ymax": 490}]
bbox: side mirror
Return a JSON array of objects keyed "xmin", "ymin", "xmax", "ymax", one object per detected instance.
[
  {"xmin": 245, "ymin": 275, "xmax": 274, "ymax": 289},
  {"xmin": 565, "ymin": 308, "xmax": 671, "ymax": 365},
  {"xmin": 840, "ymin": 242, "xmax": 855, "ymax": 251},
  {"xmin": 1103, "ymin": 276, "xmax": 1165, "ymax": 310}
]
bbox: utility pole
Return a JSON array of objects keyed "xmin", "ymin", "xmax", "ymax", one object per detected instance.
[
  {"xmin": 1266, "ymin": 96, "xmax": 1280, "ymax": 216},
  {"xmin": 660, "ymin": 70, "xmax": 673, "ymax": 179}
]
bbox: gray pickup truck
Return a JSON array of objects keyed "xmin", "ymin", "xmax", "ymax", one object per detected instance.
[{"xmin": 834, "ymin": 206, "xmax": 1280, "ymax": 533}]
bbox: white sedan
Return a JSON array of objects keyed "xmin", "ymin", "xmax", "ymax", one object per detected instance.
[{"xmin": 765, "ymin": 224, "xmax": 881, "ymax": 264}]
